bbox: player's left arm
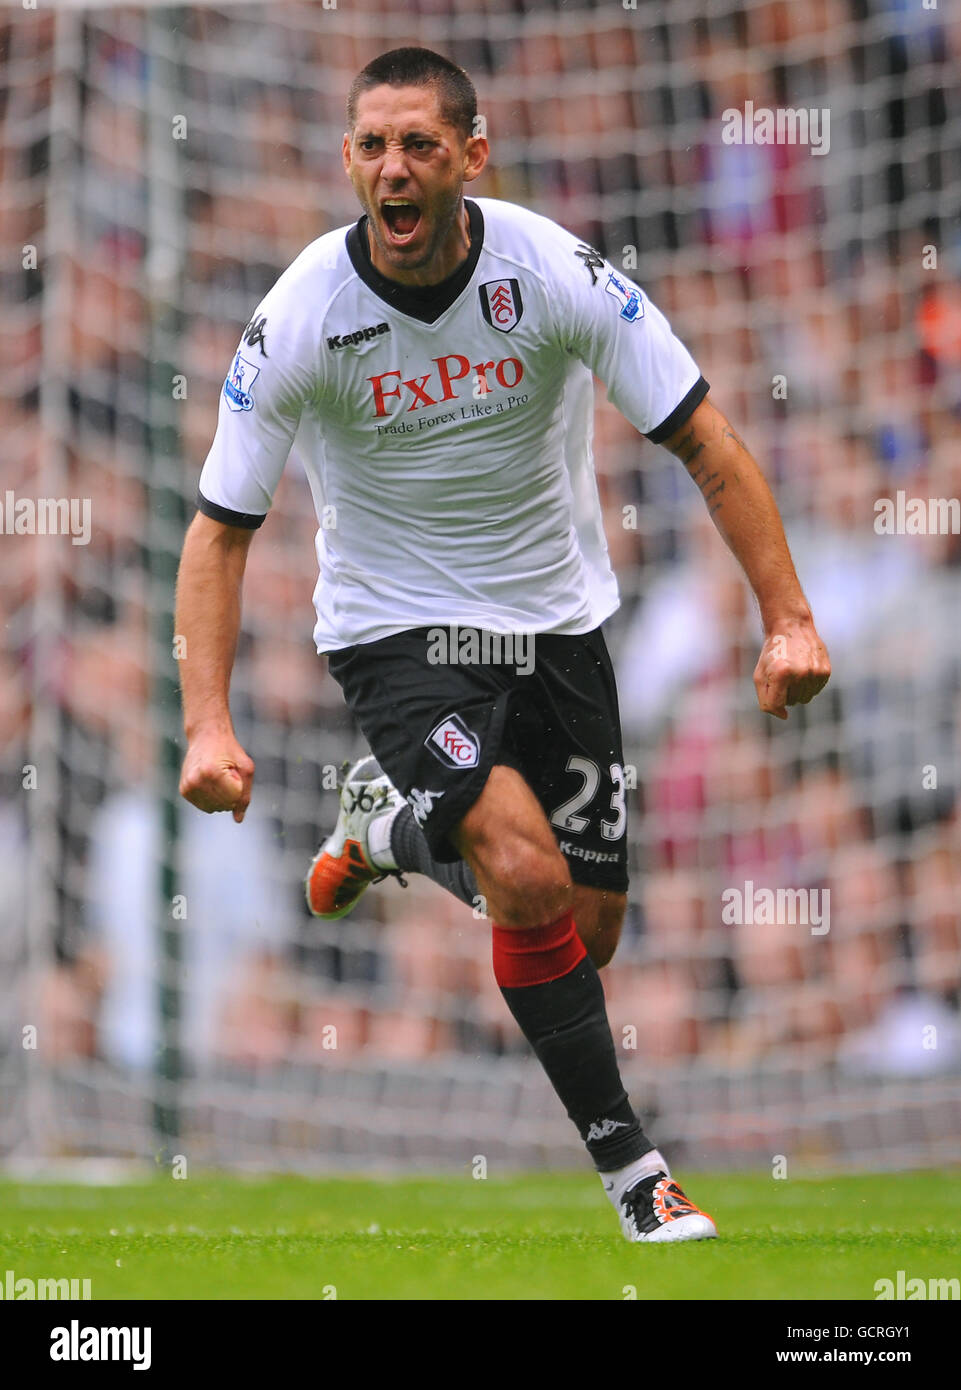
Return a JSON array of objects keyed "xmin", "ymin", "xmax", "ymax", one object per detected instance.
[
  {"xmin": 545, "ymin": 225, "xmax": 829, "ymax": 718},
  {"xmin": 662, "ymin": 395, "xmax": 831, "ymax": 720}
]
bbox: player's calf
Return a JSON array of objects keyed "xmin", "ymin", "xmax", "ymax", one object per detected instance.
[{"xmin": 571, "ymin": 885, "xmax": 627, "ymax": 968}]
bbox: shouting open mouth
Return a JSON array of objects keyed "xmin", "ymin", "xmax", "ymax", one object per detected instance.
[{"xmin": 380, "ymin": 198, "xmax": 422, "ymax": 248}]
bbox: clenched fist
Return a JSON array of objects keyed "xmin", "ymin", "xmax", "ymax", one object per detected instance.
[
  {"xmin": 179, "ymin": 727, "xmax": 255, "ymax": 823},
  {"xmin": 754, "ymin": 619, "xmax": 831, "ymax": 720}
]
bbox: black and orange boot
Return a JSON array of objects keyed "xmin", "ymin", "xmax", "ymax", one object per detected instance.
[{"xmin": 615, "ymin": 1172, "xmax": 717, "ymax": 1243}]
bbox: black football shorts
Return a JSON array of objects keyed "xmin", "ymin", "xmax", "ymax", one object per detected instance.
[{"xmin": 326, "ymin": 624, "xmax": 629, "ymax": 892}]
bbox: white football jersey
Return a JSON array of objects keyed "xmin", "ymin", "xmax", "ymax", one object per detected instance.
[{"xmin": 198, "ymin": 197, "xmax": 707, "ymax": 651}]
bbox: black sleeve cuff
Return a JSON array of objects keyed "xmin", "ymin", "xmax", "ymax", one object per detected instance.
[
  {"xmin": 196, "ymin": 489, "xmax": 267, "ymax": 530},
  {"xmin": 645, "ymin": 375, "xmax": 710, "ymax": 444}
]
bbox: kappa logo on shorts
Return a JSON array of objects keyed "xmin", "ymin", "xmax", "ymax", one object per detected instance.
[
  {"xmin": 408, "ymin": 787, "xmax": 445, "ymax": 827},
  {"xmin": 426, "ymin": 714, "xmax": 481, "ymax": 769}
]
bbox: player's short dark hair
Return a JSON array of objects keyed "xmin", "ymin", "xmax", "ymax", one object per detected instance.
[{"xmin": 346, "ymin": 47, "xmax": 477, "ymax": 142}]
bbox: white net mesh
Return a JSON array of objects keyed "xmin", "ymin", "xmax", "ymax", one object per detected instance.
[{"xmin": 3, "ymin": 0, "xmax": 961, "ymax": 1172}]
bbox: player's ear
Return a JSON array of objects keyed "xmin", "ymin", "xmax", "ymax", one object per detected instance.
[
  {"xmin": 342, "ymin": 131, "xmax": 352, "ymax": 174},
  {"xmin": 462, "ymin": 132, "xmax": 488, "ymax": 184}
]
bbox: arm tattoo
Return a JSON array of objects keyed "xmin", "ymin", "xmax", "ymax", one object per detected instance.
[
  {"xmin": 721, "ymin": 425, "xmax": 749, "ymax": 454},
  {"xmin": 671, "ymin": 425, "xmax": 725, "ymax": 517},
  {"xmin": 705, "ymin": 479, "xmax": 725, "ymax": 516},
  {"xmin": 672, "ymin": 426, "xmax": 703, "ymax": 469}
]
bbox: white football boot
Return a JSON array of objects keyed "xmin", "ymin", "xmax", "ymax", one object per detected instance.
[
  {"xmin": 305, "ymin": 755, "xmax": 406, "ymax": 919},
  {"xmin": 613, "ymin": 1171, "xmax": 718, "ymax": 1243}
]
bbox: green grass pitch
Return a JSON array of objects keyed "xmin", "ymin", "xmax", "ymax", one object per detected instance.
[{"xmin": 1, "ymin": 1171, "xmax": 959, "ymax": 1300}]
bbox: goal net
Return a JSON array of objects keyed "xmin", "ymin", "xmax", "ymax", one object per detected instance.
[{"xmin": 3, "ymin": 0, "xmax": 960, "ymax": 1175}]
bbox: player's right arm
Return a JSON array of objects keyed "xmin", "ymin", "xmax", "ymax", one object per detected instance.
[
  {"xmin": 177, "ymin": 257, "xmax": 321, "ymax": 821},
  {"xmin": 176, "ymin": 513, "xmax": 256, "ymax": 823}
]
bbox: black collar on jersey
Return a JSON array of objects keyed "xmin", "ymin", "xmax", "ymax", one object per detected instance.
[{"xmin": 346, "ymin": 199, "xmax": 485, "ymax": 324}]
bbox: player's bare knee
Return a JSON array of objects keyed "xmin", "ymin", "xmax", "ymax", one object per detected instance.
[{"xmin": 486, "ymin": 841, "xmax": 572, "ymax": 929}]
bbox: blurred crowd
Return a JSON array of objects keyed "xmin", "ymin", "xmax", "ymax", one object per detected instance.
[{"xmin": 3, "ymin": 0, "xmax": 961, "ymax": 1097}]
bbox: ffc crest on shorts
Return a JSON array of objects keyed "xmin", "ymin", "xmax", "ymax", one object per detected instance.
[
  {"xmin": 479, "ymin": 278, "xmax": 523, "ymax": 333},
  {"xmin": 426, "ymin": 714, "xmax": 481, "ymax": 769},
  {"xmin": 223, "ymin": 351, "xmax": 260, "ymax": 412}
]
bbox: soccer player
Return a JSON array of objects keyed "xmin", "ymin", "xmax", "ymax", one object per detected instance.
[{"xmin": 177, "ymin": 47, "xmax": 831, "ymax": 1242}]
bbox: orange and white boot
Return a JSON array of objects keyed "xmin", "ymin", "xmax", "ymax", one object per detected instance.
[{"xmin": 305, "ymin": 756, "xmax": 406, "ymax": 920}]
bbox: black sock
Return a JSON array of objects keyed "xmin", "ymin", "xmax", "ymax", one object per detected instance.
[
  {"xmin": 390, "ymin": 805, "xmax": 478, "ymax": 909},
  {"xmin": 500, "ymin": 956, "xmax": 654, "ymax": 1171},
  {"xmin": 391, "ymin": 808, "xmax": 651, "ymax": 1170}
]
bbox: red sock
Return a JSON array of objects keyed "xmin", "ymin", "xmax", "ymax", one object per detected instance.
[{"xmin": 491, "ymin": 910, "xmax": 586, "ymax": 989}]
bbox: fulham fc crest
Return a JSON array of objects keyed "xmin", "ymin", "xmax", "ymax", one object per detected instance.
[
  {"xmin": 479, "ymin": 278, "xmax": 523, "ymax": 333},
  {"xmin": 426, "ymin": 714, "xmax": 481, "ymax": 769}
]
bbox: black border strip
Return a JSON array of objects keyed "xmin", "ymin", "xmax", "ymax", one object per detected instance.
[
  {"xmin": 196, "ymin": 489, "xmax": 266, "ymax": 529},
  {"xmin": 645, "ymin": 374, "xmax": 710, "ymax": 443}
]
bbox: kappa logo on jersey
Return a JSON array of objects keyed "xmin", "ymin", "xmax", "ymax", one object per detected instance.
[
  {"xmin": 426, "ymin": 715, "xmax": 481, "ymax": 769},
  {"xmin": 479, "ymin": 278, "xmax": 524, "ymax": 333},
  {"xmin": 328, "ymin": 321, "xmax": 391, "ymax": 351},
  {"xmin": 604, "ymin": 271, "xmax": 644, "ymax": 323},
  {"xmin": 242, "ymin": 314, "xmax": 268, "ymax": 357},
  {"xmin": 407, "ymin": 786, "xmax": 446, "ymax": 827},
  {"xmin": 574, "ymin": 242, "xmax": 607, "ymax": 286},
  {"xmin": 223, "ymin": 351, "xmax": 260, "ymax": 412}
]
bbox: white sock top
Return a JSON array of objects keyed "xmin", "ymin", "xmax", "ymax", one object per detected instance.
[
  {"xmin": 367, "ymin": 804, "xmax": 401, "ymax": 870},
  {"xmin": 599, "ymin": 1147, "xmax": 671, "ymax": 1210}
]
